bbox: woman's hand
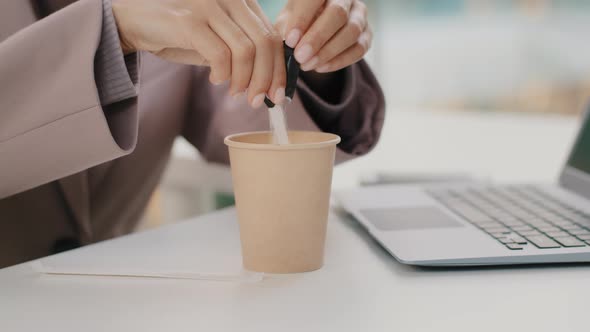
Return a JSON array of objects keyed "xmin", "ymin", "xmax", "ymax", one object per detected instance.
[
  {"xmin": 276, "ymin": 0, "xmax": 372, "ymax": 73},
  {"xmin": 112, "ymin": 0, "xmax": 286, "ymax": 107}
]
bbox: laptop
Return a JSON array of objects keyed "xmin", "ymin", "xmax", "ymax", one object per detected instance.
[{"xmin": 337, "ymin": 109, "xmax": 590, "ymax": 266}]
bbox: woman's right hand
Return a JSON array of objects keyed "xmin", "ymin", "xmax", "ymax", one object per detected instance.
[{"xmin": 112, "ymin": 0, "xmax": 286, "ymax": 107}]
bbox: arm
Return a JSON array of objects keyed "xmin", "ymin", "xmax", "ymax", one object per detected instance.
[
  {"xmin": 182, "ymin": 59, "xmax": 385, "ymax": 164},
  {"xmin": 0, "ymin": 0, "xmax": 139, "ymax": 199},
  {"xmin": 297, "ymin": 60, "xmax": 385, "ymax": 160}
]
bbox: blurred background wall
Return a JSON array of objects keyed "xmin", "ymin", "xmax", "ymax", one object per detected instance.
[{"xmin": 263, "ymin": 0, "xmax": 590, "ymax": 114}]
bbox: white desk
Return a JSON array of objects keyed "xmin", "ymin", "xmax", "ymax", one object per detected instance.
[
  {"xmin": 332, "ymin": 109, "xmax": 581, "ymax": 188},
  {"xmin": 2, "ymin": 206, "xmax": 590, "ymax": 332},
  {"xmin": 2, "ymin": 110, "xmax": 587, "ymax": 331}
]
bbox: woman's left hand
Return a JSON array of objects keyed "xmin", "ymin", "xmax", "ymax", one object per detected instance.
[{"xmin": 275, "ymin": 0, "xmax": 372, "ymax": 73}]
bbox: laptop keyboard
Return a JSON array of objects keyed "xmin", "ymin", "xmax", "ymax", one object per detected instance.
[{"xmin": 429, "ymin": 186, "xmax": 590, "ymax": 250}]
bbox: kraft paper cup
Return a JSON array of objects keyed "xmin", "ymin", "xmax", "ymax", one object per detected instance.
[{"xmin": 224, "ymin": 131, "xmax": 341, "ymax": 273}]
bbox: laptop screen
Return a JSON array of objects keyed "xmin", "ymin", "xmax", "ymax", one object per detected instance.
[{"xmin": 567, "ymin": 112, "xmax": 590, "ymax": 174}]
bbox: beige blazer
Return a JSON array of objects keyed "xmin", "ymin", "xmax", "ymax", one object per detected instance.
[{"xmin": 0, "ymin": 0, "xmax": 385, "ymax": 268}]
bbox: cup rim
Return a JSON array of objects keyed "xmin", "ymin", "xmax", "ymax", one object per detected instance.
[{"xmin": 224, "ymin": 131, "xmax": 341, "ymax": 150}]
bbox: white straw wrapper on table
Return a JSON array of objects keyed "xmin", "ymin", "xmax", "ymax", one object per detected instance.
[{"xmin": 31, "ymin": 261, "xmax": 264, "ymax": 283}]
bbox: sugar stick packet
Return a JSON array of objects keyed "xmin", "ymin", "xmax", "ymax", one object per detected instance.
[{"xmin": 268, "ymin": 104, "xmax": 289, "ymax": 145}]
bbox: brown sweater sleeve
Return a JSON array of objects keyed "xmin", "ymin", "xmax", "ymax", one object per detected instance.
[{"xmin": 297, "ymin": 60, "xmax": 386, "ymax": 157}]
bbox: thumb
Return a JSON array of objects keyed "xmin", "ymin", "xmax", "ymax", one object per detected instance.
[{"xmin": 281, "ymin": 0, "xmax": 326, "ymax": 48}]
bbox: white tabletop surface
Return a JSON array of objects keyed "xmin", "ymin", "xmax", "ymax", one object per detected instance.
[
  {"xmin": 331, "ymin": 108, "xmax": 581, "ymax": 188},
  {"xmin": 2, "ymin": 110, "xmax": 588, "ymax": 331},
  {"xmin": 2, "ymin": 206, "xmax": 590, "ymax": 332}
]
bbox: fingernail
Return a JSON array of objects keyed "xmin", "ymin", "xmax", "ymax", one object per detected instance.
[
  {"xmin": 251, "ymin": 93, "xmax": 265, "ymax": 108},
  {"xmin": 274, "ymin": 87, "xmax": 285, "ymax": 104},
  {"xmin": 315, "ymin": 64, "xmax": 331, "ymax": 73},
  {"xmin": 294, "ymin": 44, "xmax": 314, "ymax": 63},
  {"xmin": 285, "ymin": 29, "xmax": 301, "ymax": 48},
  {"xmin": 301, "ymin": 56, "xmax": 320, "ymax": 71}
]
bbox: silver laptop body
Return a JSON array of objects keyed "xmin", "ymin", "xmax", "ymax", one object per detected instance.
[{"xmin": 337, "ymin": 110, "xmax": 590, "ymax": 266}]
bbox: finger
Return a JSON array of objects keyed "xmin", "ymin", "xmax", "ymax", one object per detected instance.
[
  {"xmin": 301, "ymin": 1, "xmax": 366, "ymax": 71},
  {"xmin": 225, "ymin": 1, "xmax": 276, "ymax": 108},
  {"xmin": 315, "ymin": 26, "xmax": 372, "ymax": 73},
  {"xmin": 245, "ymin": 0, "xmax": 286, "ymax": 104},
  {"xmin": 209, "ymin": 5, "xmax": 255, "ymax": 96},
  {"xmin": 185, "ymin": 26, "xmax": 232, "ymax": 84},
  {"xmin": 268, "ymin": 35, "xmax": 287, "ymax": 104},
  {"xmin": 293, "ymin": 0, "xmax": 353, "ymax": 64},
  {"xmin": 282, "ymin": 0, "xmax": 326, "ymax": 48}
]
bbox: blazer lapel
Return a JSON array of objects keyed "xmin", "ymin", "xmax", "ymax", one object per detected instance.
[{"xmin": 58, "ymin": 172, "xmax": 93, "ymax": 243}]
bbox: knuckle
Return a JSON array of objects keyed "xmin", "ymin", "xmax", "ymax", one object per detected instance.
[
  {"xmin": 187, "ymin": 22, "xmax": 206, "ymax": 46},
  {"xmin": 315, "ymin": 50, "xmax": 329, "ymax": 63},
  {"xmin": 232, "ymin": 77, "xmax": 248, "ymax": 91},
  {"xmin": 363, "ymin": 28, "xmax": 373, "ymax": 49},
  {"xmin": 356, "ymin": 42, "xmax": 367, "ymax": 54},
  {"xmin": 361, "ymin": 38, "xmax": 371, "ymax": 50},
  {"xmin": 305, "ymin": 31, "xmax": 322, "ymax": 45},
  {"xmin": 293, "ymin": 15, "xmax": 309, "ymax": 29},
  {"xmin": 349, "ymin": 22, "xmax": 363, "ymax": 38},
  {"xmin": 212, "ymin": 46, "xmax": 231, "ymax": 64},
  {"xmin": 255, "ymin": 31, "xmax": 274, "ymax": 48},
  {"xmin": 330, "ymin": 4, "xmax": 350, "ymax": 24},
  {"xmin": 356, "ymin": 1, "xmax": 368, "ymax": 15},
  {"xmin": 237, "ymin": 40, "xmax": 256, "ymax": 60},
  {"xmin": 269, "ymin": 32, "xmax": 283, "ymax": 46}
]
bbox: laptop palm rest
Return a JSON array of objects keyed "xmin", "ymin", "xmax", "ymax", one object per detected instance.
[{"xmin": 360, "ymin": 207, "xmax": 465, "ymax": 231}]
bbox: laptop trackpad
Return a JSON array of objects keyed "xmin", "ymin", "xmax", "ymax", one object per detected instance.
[{"xmin": 360, "ymin": 207, "xmax": 464, "ymax": 231}]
